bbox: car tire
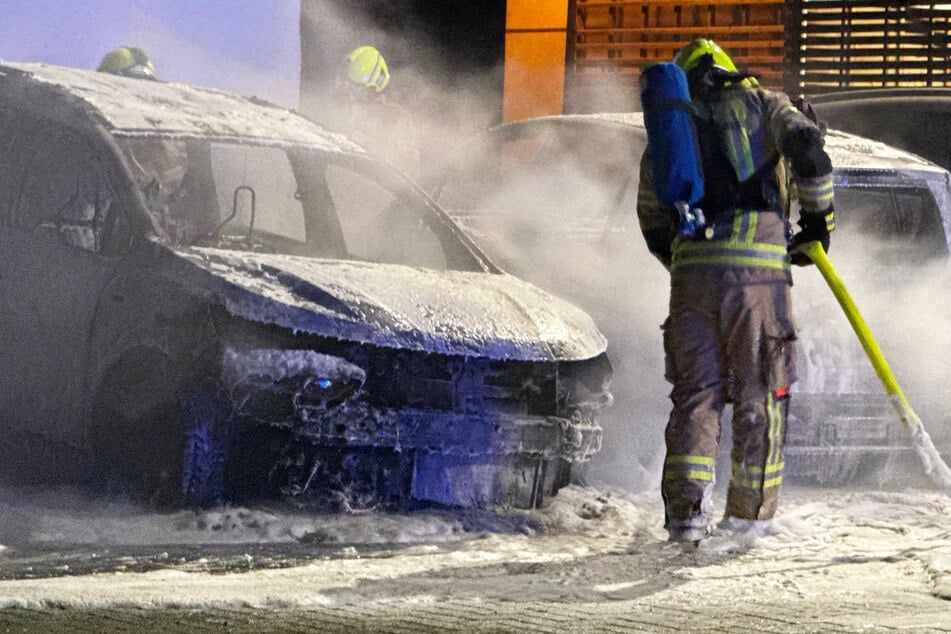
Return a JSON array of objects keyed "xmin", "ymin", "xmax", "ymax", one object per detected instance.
[{"xmin": 89, "ymin": 351, "xmax": 233, "ymax": 509}]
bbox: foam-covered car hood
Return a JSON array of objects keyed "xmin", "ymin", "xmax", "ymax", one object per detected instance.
[{"xmin": 173, "ymin": 247, "xmax": 607, "ymax": 362}]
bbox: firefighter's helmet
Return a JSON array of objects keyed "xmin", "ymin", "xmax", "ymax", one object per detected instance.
[
  {"xmin": 673, "ymin": 38, "xmax": 737, "ymax": 74},
  {"xmin": 344, "ymin": 46, "xmax": 390, "ymax": 92},
  {"xmin": 98, "ymin": 46, "xmax": 157, "ymax": 80}
]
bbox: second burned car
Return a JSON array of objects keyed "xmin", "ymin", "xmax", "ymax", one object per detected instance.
[{"xmin": 0, "ymin": 62, "xmax": 612, "ymax": 510}]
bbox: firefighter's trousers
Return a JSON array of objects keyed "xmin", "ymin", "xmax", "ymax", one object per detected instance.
[{"xmin": 661, "ymin": 271, "xmax": 797, "ymax": 538}]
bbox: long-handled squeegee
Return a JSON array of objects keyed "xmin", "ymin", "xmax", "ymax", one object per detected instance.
[{"xmin": 802, "ymin": 241, "xmax": 951, "ymax": 493}]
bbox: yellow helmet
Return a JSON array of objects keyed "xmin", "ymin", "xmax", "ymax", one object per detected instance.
[
  {"xmin": 673, "ymin": 38, "xmax": 737, "ymax": 73},
  {"xmin": 344, "ymin": 46, "xmax": 390, "ymax": 92},
  {"xmin": 97, "ymin": 46, "xmax": 157, "ymax": 80}
]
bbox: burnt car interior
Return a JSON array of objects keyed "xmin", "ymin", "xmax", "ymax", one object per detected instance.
[{"xmin": 0, "ymin": 109, "xmax": 133, "ymax": 256}]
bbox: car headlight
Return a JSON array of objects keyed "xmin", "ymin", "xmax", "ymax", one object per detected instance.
[
  {"xmin": 222, "ymin": 348, "xmax": 366, "ymax": 414},
  {"xmin": 294, "ymin": 373, "xmax": 364, "ymax": 409}
]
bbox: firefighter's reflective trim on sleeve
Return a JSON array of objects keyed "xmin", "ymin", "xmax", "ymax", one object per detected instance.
[
  {"xmin": 779, "ymin": 104, "xmax": 799, "ymax": 117},
  {"xmin": 823, "ymin": 208, "xmax": 836, "ymax": 232},
  {"xmin": 664, "ymin": 454, "xmax": 716, "ymax": 482},
  {"xmin": 731, "ymin": 461, "xmax": 784, "ymax": 490},
  {"xmin": 795, "ymin": 174, "xmax": 834, "ymax": 213},
  {"xmin": 671, "ymin": 240, "xmax": 791, "ymax": 272}
]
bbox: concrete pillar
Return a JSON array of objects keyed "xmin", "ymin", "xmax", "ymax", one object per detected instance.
[{"xmin": 503, "ymin": 0, "xmax": 569, "ymax": 122}]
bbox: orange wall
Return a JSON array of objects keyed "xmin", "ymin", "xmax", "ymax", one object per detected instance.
[{"xmin": 503, "ymin": 0, "xmax": 569, "ymax": 122}]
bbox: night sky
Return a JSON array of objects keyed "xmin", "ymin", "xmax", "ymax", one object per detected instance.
[{"xmin": 0, "ymin": 0, "xmax": 302, "ymax": 107}]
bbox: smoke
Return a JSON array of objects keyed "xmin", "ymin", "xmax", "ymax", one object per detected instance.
[
  {"xmin": 793, "ymin": 232, "xmax": 951, "ymax": 434},
  {"xmin": 298, "ymin": 0, "xmax": 504, "ymax": 181},
  {"xmin": 4, "ymin": 2, "xmax": 946, "ymax": 529},
  {"xmin": 422, "ymin": 102, "xmax": 951, "ymax": 494},
  {"xmin": 421, "ymin": 117, "xmax": 672, "ymax": 492}
]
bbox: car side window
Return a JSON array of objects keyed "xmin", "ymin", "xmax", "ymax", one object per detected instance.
[{"xmin": 4, "ymin": 116, "xmax": 125, "ymax": 254}]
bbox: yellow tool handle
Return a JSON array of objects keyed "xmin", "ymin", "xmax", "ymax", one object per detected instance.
[{"xmin": 802, "ymin": 241, "xmax": 921, "ymax": 431}]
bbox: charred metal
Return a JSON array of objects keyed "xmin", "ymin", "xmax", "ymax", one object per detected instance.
[{"xmin": 0, "ymin": 62, "xmax": 612, "ymax": 511}]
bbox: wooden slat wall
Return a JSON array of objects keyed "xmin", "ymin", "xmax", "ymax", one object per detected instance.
[
  {"xmin": 566, "ymin": 0, "xmax": 788, "ymax": 112},
  {"xmin": 557, "ymin": 0, "xmax": 951, "ymax": 113},
  {"xmin": 791, "ymin": 1, "xmax": 951, "ymax": 95}
]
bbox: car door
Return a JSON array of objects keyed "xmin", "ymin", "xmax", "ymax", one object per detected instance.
[{"xmin": 0, "ymin": 112, "xmax": 130, "ymax": 440}]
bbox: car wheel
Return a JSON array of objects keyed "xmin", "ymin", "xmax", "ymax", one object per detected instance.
[{"xmin": 89, "ymin": 351, "xmax": 234, "ymax": 509}]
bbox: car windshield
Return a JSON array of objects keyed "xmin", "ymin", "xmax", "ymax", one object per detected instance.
[{"xmin": 116, "ymin": 136, "xmax": 484, "ymax": 272}]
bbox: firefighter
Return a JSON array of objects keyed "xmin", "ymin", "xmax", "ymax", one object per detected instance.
[
  {"xmin": 328, "ymin": 45, "xmax": 421, "ymax": 180},
  {"xmin": 636, "ymin": 38, "xmax": 834, "ymax": 545},
  {"xmin": 97, "ymin": 46, "xmax": 158, "ymax": 80}
]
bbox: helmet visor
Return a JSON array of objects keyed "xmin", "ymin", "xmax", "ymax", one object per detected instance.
[{"xmin": 123, "ymin": 63, "xmax": 157, "ymax": 80}]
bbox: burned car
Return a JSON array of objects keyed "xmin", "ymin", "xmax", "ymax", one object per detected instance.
[
  {"xmin": 811, "ymin": 88, "xmax": 951, "ymax": 174},
  {"xmin": 425, "ymin": 113, "xmax": 951, "ymax": 487},
  {"xmin": 0, "ymin": 63, "xmax": 611, "ymax": 510}
]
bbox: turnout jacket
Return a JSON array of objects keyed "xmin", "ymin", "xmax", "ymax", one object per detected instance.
[{"xmin": 637, "ymin": 84, "xmax": 834, "ymax": 284}]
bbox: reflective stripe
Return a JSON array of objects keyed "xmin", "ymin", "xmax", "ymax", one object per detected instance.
[
  {"xmin": 731, "ymin": 461, "xmax": 785, "ymax": 475},
  {"xmin": 673, "ymin": 210, "xmax": 789, "ymax": 272},
  {"xmin": 667, "ymin": 455, "xmax": 716, "ymax": 465},
  {"xmin": 766, "ymin": 392, "xmax": 785, "ymax": 467},
  {"xmin": 796, "ymin": 175, "xmax": 834, "ymax": 212},
  {"xmin": 664, "ymin": 455, "xmax": 716, "ymax": 482},
  {"xmin": 731, "ymin": 210, "xmax": 759, "ymax": 245},
  {"xmin": 731, "ymin": 462, "xmax": 784, "ymax": 490},
  {"xmin": 672, "ymin": 240, "xmax": 790, "ymax": 272},
  {"xmin": 732, "ymin": 211, "xmax": 750, "ymax": 243},
  {"xmin": 824, "ymin": 209, "xmax": 836, "ymax": 232},
  {"xmin": 745, "ymin": 212, "xmax": 758, "ymax": 245},
  {"xmin": 726, "ymin": 111, "xmax": 756, "ymax": 179},
  {"xmin": 715, "ymin": 94, "xmax": 767, "ymax": 181},
  {"xmin": 730, "ymin": 393, "xmax": 786, "ymax": 492},
  {"xmin": 738, "ymin": 123, "xmax": 755, "ymax": 177}
]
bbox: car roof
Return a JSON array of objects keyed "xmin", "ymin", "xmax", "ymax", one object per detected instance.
[
  {"xmin": 0, "ymin": 61, "xmax": 360, "ymax": 152},
  {"xmin": 495, "ymin": 112, "xmax": 946, "ymax": 174}
]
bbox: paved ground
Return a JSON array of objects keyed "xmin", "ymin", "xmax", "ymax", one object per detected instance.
[{"xmin": 0, "ymin": 486, "xmax": 948, "ymax": 632}]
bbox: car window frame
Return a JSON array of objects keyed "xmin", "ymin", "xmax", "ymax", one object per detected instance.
[{"xmin": 0, "ymin": 106, "xmax": 136, "ymax": 258}]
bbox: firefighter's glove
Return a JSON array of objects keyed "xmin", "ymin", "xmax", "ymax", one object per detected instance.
[{"xmin": 789, "ymin": 213, "xmax": 831, "ymax": 266}]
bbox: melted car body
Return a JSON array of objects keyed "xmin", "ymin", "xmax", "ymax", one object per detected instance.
[
  {"xmin": 0, "ymin": 63, "xmax": 611, "ymax": 509},
  {"xmin": 426, "ymin": 112, "xmax": 951, "ymax": 486}
]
